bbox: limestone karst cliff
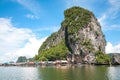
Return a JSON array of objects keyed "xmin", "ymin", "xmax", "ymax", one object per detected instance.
[{"xmin": 35, "ymin": 6, "xmax": 107, "ymax": 64}]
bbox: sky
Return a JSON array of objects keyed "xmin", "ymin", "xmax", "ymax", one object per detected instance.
[{"xmin": 0, "ymin": 0, "xmax": 120, "ymax": 63}]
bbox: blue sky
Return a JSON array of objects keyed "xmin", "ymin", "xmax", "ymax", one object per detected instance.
[{"xmin": 0, "ymin": 0, "xmax": 120, "ymax": 62}]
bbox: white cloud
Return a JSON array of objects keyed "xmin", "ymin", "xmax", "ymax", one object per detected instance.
[
  {"xmin": 98, "ymin": 0, "xmax": 120, "ymax": 31},
  {"xmin": 0, "ymin": 18, "xmax": 32, "ymax": 53},
  {"xmin": 100, "ymin": 0, "xmax": 120, "ymax": 18},
  {"xmin": 106, "ymin": 42, "xmax": 120, "ymax": 53},
  {"xmin": 98, "ymin": 14, "xmax": 120, "ymax": 31},
  {"xmin": 98, "ymin": 14, "xmax": 107, "ymax": 25},
  {"xmin": 108, "ymin": 0, "xmax": 120, "ymax": 13},
  {"xmin": 25, "ymin": 14, "xmax": 38, "ymax": 19},
  {"xmin": 13, "ymin": 37, "xmax": 47, "ymax": 61},
  {"xmin": 0, "ymin": 18, "xmax": 46, "ymax": 63},
  {"xmin": 16, "ymin": 0, "xmax": 41, "ymax": 19}
]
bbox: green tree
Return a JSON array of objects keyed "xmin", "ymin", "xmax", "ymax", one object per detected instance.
[
  {"xmin": 35, "ymin": 40, "xmax": 69, "ymax": 61},
  {"xmin": 95, "ymin": 51, "xmax": 110, "ymax": 64}
]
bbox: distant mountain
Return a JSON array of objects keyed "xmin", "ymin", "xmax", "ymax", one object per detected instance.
[
  {"xmin": 16, "ymin": 56, "xmax": 27, "ymax": 63},
  {"xmin": 108, "ymin": 53, "xmax": 120, "ymax": 57}
]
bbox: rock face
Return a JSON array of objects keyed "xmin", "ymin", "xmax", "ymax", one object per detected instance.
[
  {"xmin": 111, "ymin": 54, "xmax": 120, "ymax": 65},
  {"xmin": 37, "ymin": 7, "xmax": 106, "ymax": 63}
]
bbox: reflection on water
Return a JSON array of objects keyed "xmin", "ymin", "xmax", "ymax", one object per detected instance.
[
  {"xmin": 38, "ymin": 65, "xmax": 109, "ymax": 80},
  {"xmin": 108, "ymin": 66, "xmax": 120, "ymax": 80},
  {"xmin": 0, "ymin": 65, "xmax": 120, "ymax": 80}
]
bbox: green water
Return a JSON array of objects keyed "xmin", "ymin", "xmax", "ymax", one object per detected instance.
[{"xmin": 0, "ymin": 65, "xmax": 120, "ymax": 80}]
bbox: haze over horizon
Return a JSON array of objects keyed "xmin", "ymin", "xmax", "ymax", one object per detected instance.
[{"xmin": 0, "ymin": 0, "xmax": 120, "ymax": 63}]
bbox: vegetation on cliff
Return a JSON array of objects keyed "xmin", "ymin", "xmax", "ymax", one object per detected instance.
[
  {"xmin": 61, "ymin": 7, "xmax": 92, "ymax": 34},
  {"xmin": 95, "ymin": 51, "xmax": 110, "ymax": 64},
  {"xmin": 36, "ymin": 40, "xmax": 69, "ymax": 61},
  {"xmin": 39, "ymin": 32, "xmax": 58, "ymax": 51}
]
